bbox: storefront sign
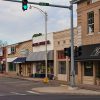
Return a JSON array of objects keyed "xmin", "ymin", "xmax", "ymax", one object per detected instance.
[
  {"xmin": 75, "ymin": 44, "xmax": 100, "ymax": 61},
  {"xmin": 90, "ymin": 47, "xmax": 100, "ymax": 57},
  {"xmin": 32, "ymin": 40, "xmax": 50, "ymax": 47}
]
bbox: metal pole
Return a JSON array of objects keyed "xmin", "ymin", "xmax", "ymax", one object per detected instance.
[
  {"xmin": 45, "ymin": 12, "xmax": 48, "ymax": 78},
  {"xmin": 29, "ymin": 5, "xmax": 48, "ymax": 79},
  {"xmin": 70, "ymin": 1, "xmax": 75, "ymax": 87},
  {"xmin": 3, "ymin": 0, "xmax": 70, "ymax": 9}
]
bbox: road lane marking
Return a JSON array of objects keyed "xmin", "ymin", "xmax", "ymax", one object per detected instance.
[
  {"xmin": 5, "ymin": 81, "xmax": 29, "ymax": 84},
  {"xmin": 0, "ymin": 94, "xmax": 5, "ymax": 96},
  {"xmin": 10, "ymin": 92, "xmax": 26, "ymax": 95},
  {"xmin": 27, "ymin": 91, "xmax": 40, "ymax": 95}
]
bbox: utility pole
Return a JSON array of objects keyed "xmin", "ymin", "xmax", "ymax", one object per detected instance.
[{"xmin": 70, "ymin": 0, "xmax": 75, "ymax": 87}]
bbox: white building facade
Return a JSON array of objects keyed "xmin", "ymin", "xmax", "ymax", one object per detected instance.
[{"xmin": 27, "ymin": 33, "xmax": 54, "ymax": 79}]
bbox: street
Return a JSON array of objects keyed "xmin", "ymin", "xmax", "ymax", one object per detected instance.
[
  {"xmin": 0, "ymin": 77, "xmax": 100, "ymax": 100},
  {"xmin": 0, "ymin": 77, "xmax": 48, "ymax": 96}
]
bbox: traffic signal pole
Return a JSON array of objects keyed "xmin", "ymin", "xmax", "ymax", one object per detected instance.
[
  {"xmin": 70, "ymin": 1, "xmax": 75, "ymax": 87},
  {"xmin": 3, "ymin": 0, "xmax": 77, "ymax": 87}
]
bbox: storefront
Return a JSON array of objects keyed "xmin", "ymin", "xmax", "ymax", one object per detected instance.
[
  {"xmin": 26, "ymin": 50, "xmax": 54, "ymax": 79},
  {"xmin": 13, "ymin": 57, "xmax": 33, "ymax": 77},
  {"xmin": 75, "ymin": 44, "xmax": 100, "ymax": 85},
  {"xmin": 0, "ymin": 58, "xmax": 6, "ymax": 73}
]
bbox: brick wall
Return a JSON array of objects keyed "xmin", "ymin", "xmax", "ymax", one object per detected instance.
[
  {"xmin": 77, "ymin": 0, "xmax": 100, "ymax": 45},
  {"xmin": 7, "ymin": 40, "xmax": 33, "ymax": 58}
]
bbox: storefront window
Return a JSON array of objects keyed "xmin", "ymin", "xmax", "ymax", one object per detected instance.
[
  {"xmin": 58, "ymin": 50, "xmax": 66, "ymax": 59},
  {"xmin": 75, "ymin": 62, "xmax": 78, "ymax": 75},
  {"xmin": 84, "ymin": 61, "xmax": 93, "ymax": 76},
  {"xmin": 96, "ymin": 62, "xmax": 100, "ymax": 78},
  {"xmin": 58, "ymin": 61, "xmax": 66, "ymax": 74},
  {"xmin": 9, "ymin": 63, "xmax": 16, "ymax": 71}
]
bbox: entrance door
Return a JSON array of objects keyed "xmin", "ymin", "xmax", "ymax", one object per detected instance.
[
  {"xmin": 83, "ymin": 61, "xmax": 94, "ymax": 85},
  {"xmin": 96, "ymin": 62, "xmax": 100, "ymax": 85},
  {"xmin": 19, "ymin": 64, "xmax": 22, "ymax": 76},
  {"xmin": 27, "ymin": 64, "xmax": 32, "ymax": 77}
]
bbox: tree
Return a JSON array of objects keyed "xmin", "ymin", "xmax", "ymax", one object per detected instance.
[{"xmin": 0, "ymin": 40, "xmax": 7, "ymax": 47}]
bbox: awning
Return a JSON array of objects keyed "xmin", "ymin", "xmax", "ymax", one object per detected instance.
[
  {"xmin": 26, "ymin": 50, "xmax": 54, "ymax": 61},
  {"xmin": 75, "ymin": 44, "xmax": 100, "ymax": 61},
  {"xmin": 13, "ymin": 57, "xmax": 26, "ymax": 63},
  {"xmin": 7, "ymin": 57, "xmax": 17, "ymax": 62}
]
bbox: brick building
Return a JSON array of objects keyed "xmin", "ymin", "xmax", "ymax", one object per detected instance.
[
  {"xmin": 76, "ymin": 0, "xmax": 100, "ymax": 85},
  {"xmin": 53, "ymin": 28, "xmax": 82, "ymax": 82},
  {"xmin": 6, "ymin": 39, "xmax": 33, "ymax": 77}
]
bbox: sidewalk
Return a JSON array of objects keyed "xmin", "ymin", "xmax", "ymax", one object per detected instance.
[
  {"xmin": 0, "ymin": 73, "xmax": 67, "ymax": 85},
  {"xmin": 32, "ymin": 86, "xmax": 100, "ymax": 95},
  {"xmin": 0, "ymin": 73, "xmax": 43, "ymax": 82}
]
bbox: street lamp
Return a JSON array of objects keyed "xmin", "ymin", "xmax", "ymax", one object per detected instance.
[{"xmin": 29, "ymin": 5, "xmax": 48, "ymax": 82}]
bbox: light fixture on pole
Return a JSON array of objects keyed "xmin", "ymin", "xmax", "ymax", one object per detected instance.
[{"xmin": 29, "ymin": 5, "xmax": 48, "ymax": 83}]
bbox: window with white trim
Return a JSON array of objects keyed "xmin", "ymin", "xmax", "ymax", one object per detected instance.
[
  {"xmin": 87, "ymin": 11, "xmax": 94, "ymax": 33},
  {"xmin": 99, "ymin": 9, "xmax": 100, "ymax": 32},
  {"xmin": 92, "ymin": 0, "xmax": 100, "ymax": 3},
  {"xmin": 7, "ymin": 46, "xmax": 16, "ymax": 54}
]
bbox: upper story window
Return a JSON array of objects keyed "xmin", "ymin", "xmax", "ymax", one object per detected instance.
[
  {"xmin": 7, "ymin": 46, "xmax": 16, "ymax": 54},
  {"xmin": 87, "ymin": 0, "xmax": 100, "ymax": 4},
  {"xmin": 58, "ymin": 50, "xmax": 66, "ymax": 59},
  {"xmin": 0, "ymin": 48, "xmax": 3, "ymax": 56},
  {"xmin": 63, "ymin": 40, "xmax": 66, "ymax": 44},
  {"xmin": 58, "ymin": 41, "xmax": 60, "ymax": 45},
  {"xmin": 99, "ymin": 9, "xmax": 100, "ymax": 32},
  {"xmin": 87, "ymin": 11, "xmax": 94, "ymax": 34},
  {"xmin": 92, "ymin": 0, "xmax": 100, "ymax": 3}
]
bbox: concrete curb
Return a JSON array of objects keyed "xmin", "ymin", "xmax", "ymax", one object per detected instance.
[
  {"xmin": 0, "ymin": 75, "xmax": 43, "ymax": 82},
  {"xmin": 31, "ymin": 87, "xmax": 100, "ymax": 95}
]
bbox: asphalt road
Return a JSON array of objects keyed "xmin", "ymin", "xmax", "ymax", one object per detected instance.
[
  {"xmin": 0, "ymin": 77, "xmax": 47, "ymax": 96},
  {"xmin": 0, "ymin": 77, "xmax": 100, "ymax": 100}
]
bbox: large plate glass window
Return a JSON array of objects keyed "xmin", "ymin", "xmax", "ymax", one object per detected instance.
[
  {"xmin": 84, "ymin": 61, "xmax": 93, "ymax": 76},
  {"xmin": 58, "ymin": 61, "xmax": 66, "ymax": 74}
]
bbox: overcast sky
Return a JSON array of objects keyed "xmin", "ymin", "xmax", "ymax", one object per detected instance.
[{"xmin": 0, "ymin": 0, "xmax": 77, "ymax": 45}]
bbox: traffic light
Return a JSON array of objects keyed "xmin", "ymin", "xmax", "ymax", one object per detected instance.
[
  {"xmin": 22, "ymin": 0, "xmax": 28, "ymax": 11},
  {"xmin": 74, "ymin": 46, "xmax": 78, "ymax": 57},
  {"xmin": 64, "ymin": 47, "xmax": 71, "ymax": 57},
  {"xmin": 74, "ymin": 46, "xmax": 82, "ymax": 57},
  {"xmin": 77, "ymin": 46, "xmax": 82, "ymax": 56}
]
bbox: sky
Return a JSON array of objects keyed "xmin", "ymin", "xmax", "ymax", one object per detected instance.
[{"xmin": 0, "ymin": 0, "xmax": 77, "ymax": 45}]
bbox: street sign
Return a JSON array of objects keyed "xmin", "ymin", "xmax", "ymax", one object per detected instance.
[{"xmin": 39, "ymin": 2, "xmax": 49, "ymax": 6}]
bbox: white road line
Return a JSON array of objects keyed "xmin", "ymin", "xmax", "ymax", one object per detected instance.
[
  {"xmin": 6, "ymin": 81, "xmax": 28, "ymax": 84},
  {"xmin": 0, "ymin": 94, "xmax": 5, "ymax": 96},
  {"xmin": 10, "ymin": 92, "xmax": 26, "ymax": 95},
  {"xmin": 27, "ymin": 91, "xmax": 40, "ymax": 95}
]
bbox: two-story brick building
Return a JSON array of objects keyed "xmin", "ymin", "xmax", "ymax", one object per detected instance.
[
  {"xmin": 76, "ymin": 0, "xmax": 100, "ymax": 85},
  {"xmin": 6, "ymin": 40, "xmax": 33, "ymax": 77},
  {"xmin": 53, "ymin": 28, "xmax": 82, "ymax": 82}
]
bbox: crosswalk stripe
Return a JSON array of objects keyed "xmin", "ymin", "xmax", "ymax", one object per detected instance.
[
  {"xmin": 10, "ymin": 92, "xmax": 26, "ymax": 95},
  {"xmin": 27, "ymin": 91, "xmax": 40, "ymax": 95}
]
